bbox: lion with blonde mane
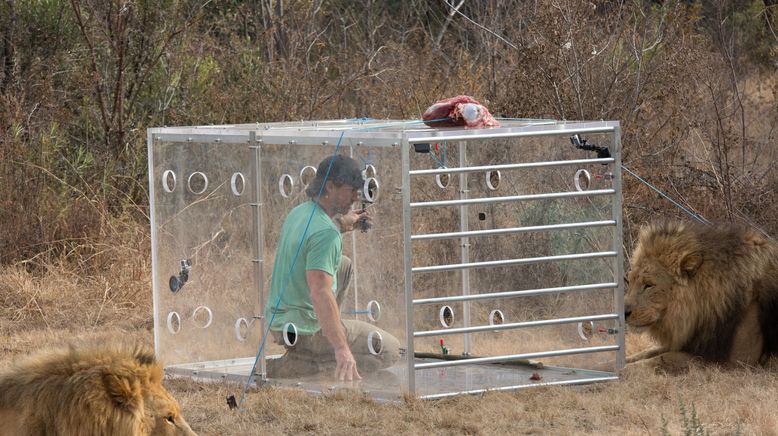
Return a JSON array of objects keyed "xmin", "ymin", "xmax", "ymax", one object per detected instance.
[
  {"xmin": 0, "ymin": 344, "xmax": 197, "ymax": 436},
  {"xmin": 625, "ymin": 221, "xmax": 778, "ymax": 370}
]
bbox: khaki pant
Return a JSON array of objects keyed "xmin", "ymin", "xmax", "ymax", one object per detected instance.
[{"xmin": 269, "ymin": 256, "xmax": 401, "ymax": 376}]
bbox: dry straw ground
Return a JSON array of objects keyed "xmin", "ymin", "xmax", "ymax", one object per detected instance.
[{"xmin": 2, "ymin": 257, "xmax": 778, "ymax": 436}]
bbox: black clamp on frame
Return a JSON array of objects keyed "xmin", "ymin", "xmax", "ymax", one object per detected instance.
[
  {"xmin": 169, "ymin": 259, "xmax": 192, "ymax": 293},
  {"xmin": 570, "ymin": 134, "xmax": 611, "ymax": 160}
]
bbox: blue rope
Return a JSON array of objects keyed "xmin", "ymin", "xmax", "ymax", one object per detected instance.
[
  {"xmin": 238, "ymin": 131, "xmax": 346, "ymax": 408},
  {"xmin": 495, "ymin": 117, "xmax": 557, "ymax": 123},
  {"xmin": 428, "ymin": 141, "xmax": 448, "ymax": 168},
  {"xmin": 347, "ymin": 117, "xmax": 450, "ymax": 131},
  {"xmin": 621, "ymin": 165, "xmax": 710, "ymax": 225}
]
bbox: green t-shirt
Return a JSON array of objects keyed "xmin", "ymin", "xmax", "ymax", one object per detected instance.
[{"xmin": 264, "ymin": 200, "xmax": 341, "ymax": 335}]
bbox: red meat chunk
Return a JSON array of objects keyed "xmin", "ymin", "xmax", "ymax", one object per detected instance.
[{"xmin": 422, "ymin": 95, "xmax": 500, "ymax": 128}]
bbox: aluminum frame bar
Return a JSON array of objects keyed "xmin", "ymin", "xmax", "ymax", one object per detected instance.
[
  {"xmin": 414, "ymin": 313, "xmax": 619, "ymax": 337},
  {"xmin": 148, "ymin": 131, "xmax": 161, "ymax": 356},
  {"xmin": 408, "ymin": 158, "xmax": 614, "ymax": 176},
  {"xmin": 249, "ymin": 132, "xmax": 266, "ymax": 379},
  {"xmin": 612, "ymin": 127, "xmax": 627, "ymax": 370},
  {"xmin": 418, "ymin": 376, "xmax": 621, "ymax": 400},
  {"xmin": 406, "ymin": 125, "xmax": 616, "ymax": 143},
  {"xmin": 401, "ymin": 139, "xmax": 416, "ymax": 395},
  {"xmin": 458, "ymin": 141, "xmax": 472, "ymax": 355},
  {"xmin": 412, "ymin": 251, "xmax": 617, "ymax": 273},
  {"xmin": 148, "ymin": 133, "xmax": 250, "ymax": 144},
  {"xmin": 411, "ymin": 220, "xmax": 616, "ymax": 241},
  {"xmin": 414, "ymin": 345, "xmax": 620, "ymax": 369},
  {"xmin": 412, "ymin": 282, "xmax": 618, "ymax": 305},
  {"xmin": 410, "ymin": 189, "xmax": 615, "ymax": 208}
]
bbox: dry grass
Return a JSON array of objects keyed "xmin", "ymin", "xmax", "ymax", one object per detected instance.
[
  {"xmin": 171, "ymin": 364, "xmax": 778, "ymax": 435},
  {"xmin": 3, "ymin": 257, "xmax": 778, "ymax": 436}
]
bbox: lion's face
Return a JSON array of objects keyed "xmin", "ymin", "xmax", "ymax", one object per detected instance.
[
  {"xmin": 144, "ymin": 382, "xmax": 197, "ymax": 436},
  {"xmin": 624, "ymin": 259, "xmax": 676, "ymax": 331}
]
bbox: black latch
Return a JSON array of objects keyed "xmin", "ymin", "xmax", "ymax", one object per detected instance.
[
  {"xmin": 570, "ymin": 134, "xmax": 611, "ymax": 160},
  {"xmin": 169, "ymin": 259, "xmax": 192, "ymax": 293},
  {"xmin": 414, "ymin": 143, "xmax": 431, "ymax": 153}
]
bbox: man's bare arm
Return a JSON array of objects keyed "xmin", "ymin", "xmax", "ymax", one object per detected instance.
[{"xmin": 307, "ymin": 269, "xmax": 361, "ymax": 381}]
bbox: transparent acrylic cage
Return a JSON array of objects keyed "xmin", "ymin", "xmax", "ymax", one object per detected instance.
[{"xmin": 148, "ymin": 119, "xmax": 625, "ymax": 401}]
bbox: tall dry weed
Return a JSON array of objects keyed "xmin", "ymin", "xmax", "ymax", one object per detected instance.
[{"xmin": 0, "ymin": 213, "xmax": 152, "ymax": 335}]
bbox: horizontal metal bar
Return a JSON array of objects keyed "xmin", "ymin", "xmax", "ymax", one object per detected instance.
[
  {"xmin": 411, "ymin": 220, "xmax": 616, "ymax": 241},
  {"xmin": 407, "ymin": 125, "xmax": 616, "ymax": 143},
  {"xmin": 409, "ymin": 158, "xmax": 614, "ymax": 176},
  {"xmin": 414, "ymin": 345, "xmax": 620, "ymax": 369},
  {"xmin": 256, "ymin": 134, "xmax": 401, "ymax": 148},
  {"xmin": 410, "ymin": 189, "xmax": 615, "ymax": 208},
  {"xmin": 412, "ymin": 251, "xmax": 617, "ymax": 273},
  {"xmin": 418, "ymin": 376, "xmax": 620, "ymax": 400},
  {"xmin": 412, "ymin": 282, "xmax": 618, "ymax": 305},
  {"xmin": 149, "ymin": 133, "xmax": 250, "ymax": 144},
  {"xmin": 414, "ymin": 313, "xmax": 619, "ymax": 337}
]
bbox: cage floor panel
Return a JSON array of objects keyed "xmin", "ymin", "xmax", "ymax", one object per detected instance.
[{"xmin": 166, "ymin": 355, "xmax": 617, "ymax": 402}]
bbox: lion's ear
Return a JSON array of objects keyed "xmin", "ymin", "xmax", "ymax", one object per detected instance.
[
  {"xmin": 680, "ymin": 252, "xmax": 703, "ymax": 277},
  {"xmin": 103, "ymin": 372, "xmax": 143, "ymax": 412}
]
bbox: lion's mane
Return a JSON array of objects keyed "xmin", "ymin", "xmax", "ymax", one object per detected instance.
[
  {"xmin": 627, "ymin": 221, "xmax": 778, "ymax": 362},
  {"xmin": 0, "ymin": 343, "xmax": 196, "ymax": 436}
]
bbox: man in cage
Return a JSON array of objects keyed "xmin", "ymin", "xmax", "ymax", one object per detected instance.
[{"xmin": 265, "ymin": 154, "xmax": 401, "ymax": 381}]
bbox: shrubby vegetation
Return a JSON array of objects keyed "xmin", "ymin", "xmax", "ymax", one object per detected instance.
[{"xmin": 1, "ymin": 0, "xmax": 776, "ymax": 267}]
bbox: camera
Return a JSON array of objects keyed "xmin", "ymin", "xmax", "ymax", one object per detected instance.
[{"xmin": 356, "ymin": 177, "xmax": 379, "ymax": 232}]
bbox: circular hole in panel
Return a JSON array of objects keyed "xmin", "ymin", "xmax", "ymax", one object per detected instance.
[
  {"xmin": 489, "ymin": 309, "xmax": 505, "ymax": 326},
  {"xmin": 282, "ymin": 322, "xmax": 298, "ymax": 347},
  {"xmin": 230, "ymin": 172, "xmax": 245, "ymax": 196},
  {"xmin": 435, "ymin": 171, "xmax": 450, "ymax": 189},
  {"xmin": 234, "ymin": 318, "xmax": 250, "ymax": 342},
  {"xmin": 363, "ymin": 164, "xmax": 377, "ymax": 179},
  {"xmin": 166, "ymin": 311, "xmax": 181, "ymax": 335},
  {"xmin": 187, "ymin": 172, "xmax": 209, "ymax": 195},
  {"xmin": 162, "ymin": 170, "xmax": 177, "ymax": 193},
  {"xmin": 192, "ymin": 306, "xmax": 213, "ymax": 329},
  {"xmin": 363, "ymin": 177, "xmax": 379, "ymax": 203},
  {"xmin": 485, "ymin": 170, "xmax": 501, "ymax": 191},
  {"xmin": 299, "ymin": 165, "xmax": 317, "ymax": 186},
  {"xmin": 367, "ymin": 331, "xmax": 383, "ymax": 355},
  {"xmin": 574, "ymin": 169, "xmax": 592, "ymax": 192},
  {"xmin": 278, "ymin": 174, "xmax": 294, "ymax": 198},
  {"xmin": 439, "ymin": 305, "xmax": 454, "ymax": 328},
  {"xmin": 366, "ymin": 300, "xmax": 381, "ymax": 322},
  {"xmin": 478, "ymin": 212, "xmax": 486, "ymax": 221},
  {"xmin": 577, "ymin": 321, "xmax": 594, "ymax": 341}
]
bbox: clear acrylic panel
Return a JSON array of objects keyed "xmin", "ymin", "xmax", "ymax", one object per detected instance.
[
  {"xmin": 257, "ymin": 141, "xmax": 408, "ymax": 399},
  {"xmin": 150, "ymin": 138, "xmax": 260, "ymax": 366}
]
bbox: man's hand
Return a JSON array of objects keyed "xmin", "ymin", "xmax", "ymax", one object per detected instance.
[
  {"xmin": 336, "ymin": 209, "xmax": 373, "ymax": 233},
  {"xmin": 334, "ymin": 345, "xmax": 361, "ymax": 382}
]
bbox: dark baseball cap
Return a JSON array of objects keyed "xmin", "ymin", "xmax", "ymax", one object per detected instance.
[{"xmin": 315, "ymin": 155, "xmax": 363, "ymax": 189}]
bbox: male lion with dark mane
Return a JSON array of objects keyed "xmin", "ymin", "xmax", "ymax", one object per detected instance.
[
  {"xmin": 624, "ymin": 220, "xmax": 778, "ymax": 371},
  {"xmin": 0, "ymin": 344, "xmax": 197, "ymax": 436}
]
